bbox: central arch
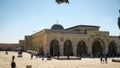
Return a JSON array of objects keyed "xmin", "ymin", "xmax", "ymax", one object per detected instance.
[
  {"xmin": 92, "ymin": 39, "xmax": 104, "ymax": 57},
  {"xmin": 50, "ymin": 39, "xmax": 60, "ymax": 56},
  {"xmin": 77, "ymin": 41, "xmax": 87, "ymax": 56},
  {"xmin": 64, "ymin": 40, "xmax": 73, "ymax": 56}
]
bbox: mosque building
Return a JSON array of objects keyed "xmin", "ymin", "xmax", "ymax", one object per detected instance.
[{"xmin": 19, "ymin": 24, "xmax": 120, "ymax": 57}]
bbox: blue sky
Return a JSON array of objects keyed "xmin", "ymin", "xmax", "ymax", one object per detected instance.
[{"xmin": 0, "ymin": 0, "xmax": 120, "ymax": 43}]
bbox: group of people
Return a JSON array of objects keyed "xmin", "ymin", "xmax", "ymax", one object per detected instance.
[
  {"xmin": 5, "ymin": 51, "xmax": 16, "ymax": 68},
  {"xmin": 100, "ymin": 56, "xmax": 108, "ymax": 63}
]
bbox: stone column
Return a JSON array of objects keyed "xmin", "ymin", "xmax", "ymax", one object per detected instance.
[
  {"xmin": 60, "ymin": 42, "xmax": 64, "ymax": 56},
  {"xmin": 87, "ymin": 45, "xmax": 92, "ymax": 57},
  {"xmin": 45, "ymin": 43, "xmax": 50, "ymax": 56},
  {"xmin": 104, "ymin": 43, "xmax": 108, "ymax": 55},
  {"xmin": 72, "ymin": 42, "xmax": 77, "ymax": 56},
  {"xmin": 117, "ymin": 45, "xmax": 120, "ymax": 54},
  {"xmin": 73, "ymin": 46, "xmax": 77, "ymax": 56}
]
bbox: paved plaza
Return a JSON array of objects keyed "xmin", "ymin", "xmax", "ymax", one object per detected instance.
[{"xmin": 0, "ymin": 51, "xmax": 120, "ymax": 68}]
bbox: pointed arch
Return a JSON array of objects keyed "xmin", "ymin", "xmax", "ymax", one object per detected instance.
[
  {"xmin": 77, "ymin": 40, "xmax": 87, "ymax": 56},
  {"xmin": 108, "ymin": 41, "xmax": 117, "ymax": 56},
  {"xmin": 50, "ymin": 39, "xmax": 60, "ymax": 56},
  {"xmin": 64, "ymin": 40, "xmax": 73, "ymax": 56},
  {"xmin": 92, "ymin": 38, "xmax": 104, "ymax": 57}
]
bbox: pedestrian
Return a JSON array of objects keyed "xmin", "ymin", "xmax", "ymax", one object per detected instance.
[
  {"xmin": 100, "ymin": 56, "xmax": 103, "ymax": 63},
  {"xmin": 6, "ymin": 51, "xmax": 8, "ymax": 55},
  {"xmin": 41, "ymin": 50, "xmax": 44, "ymax": 60},
  {"xmin": 105, "ymin": 56, "xmax": 108, "ymax": 63},
  {"xmin": 11, "ymin": 60, "xmax": 16, "ymax": 68},
  {"xmin": 31, "ymin": 54, "xmax": 33, "ymax": 60},
  {"xmin": 12, "ymin": 55, "xmax": 15, "ymax": 61},
  {"xmin": 42, "ymin": 54, "xmax": 44, "ymax": 60},
  {"xmin": 57, "ymin": 51, "xmax": 60, "ymax": 59}
]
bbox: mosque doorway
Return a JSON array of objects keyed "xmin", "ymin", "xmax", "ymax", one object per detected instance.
[
  {"xmin": 50, "ymin": 39, "xmax": 60, "ymax": 56},
  {"xmin": 108, "ymin": 41, "xmax": 117, "ymax": 56},
  {"xmin": 92, "ymin": 40, "xmax": 103, "ymax": 57},
  {"xmin": 64, "ymin": 40, "xmax": 73, "ymax": 56},
  {"xmin": 77, "ymin": 41, "xmax": 87, "ymax": 57}
]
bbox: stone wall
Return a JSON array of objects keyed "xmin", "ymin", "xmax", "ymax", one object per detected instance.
[{"xmin": 0, "ymin": 43, "xmax": 19, "ymax": 51}]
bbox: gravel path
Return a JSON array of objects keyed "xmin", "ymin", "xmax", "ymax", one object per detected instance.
[{"xmin": 0, "ymin": 51, "xmax": 120, "ymax": 68}]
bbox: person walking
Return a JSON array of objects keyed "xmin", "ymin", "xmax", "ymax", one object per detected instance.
[
  {"xmin": 12, "ymin": 55, "xmax": 15, "ymax": 61},
  {"xmin": 105, "ymin": 56, "xmax": 108, "ymax": 63},
  {"xmin": 11, "ymin": 60, "xmax": 16, "ymax": 68},
  {"xmin": 100, "ymin": 56, "xmax": 103, "ymax": 63},
  {"xmin": 6, "ymin": 51, "xmax": 8, "ymax": 55},
  {"xmin": 31, "ymin": 54, "xmax": 33, "ymax": 60}
]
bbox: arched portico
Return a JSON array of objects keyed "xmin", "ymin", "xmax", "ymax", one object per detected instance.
[
  {"xmin": 50, "ymin": 39, "xmax": 60, "ymax": 56},
  {"xmin": 108, "ymin": 41, "xmax": 117, "ymax": 56},
  {"xmin": 77, "ymin": 41, "xmax": 87, "ymax": 57},
  {"xmin": 64, "ymin": 40, "xmax": 73, "ymax": 56},
  {"xmin": 92, "ymin": 38, "xmax": 104, "ymax": 57}
]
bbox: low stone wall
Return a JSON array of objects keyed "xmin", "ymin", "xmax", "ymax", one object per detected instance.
[
  {"xmin": 26, "ymin": 50, "xmax": 37, "ymax": 55},
  {"xmin": 112, "ymin": 59, "xmax": 120, "ymax": 62}
]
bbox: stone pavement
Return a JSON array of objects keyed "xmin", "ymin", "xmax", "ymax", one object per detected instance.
[{"xmin": 0, "ymin": 51, "xmax": 120, "ymax": 68}]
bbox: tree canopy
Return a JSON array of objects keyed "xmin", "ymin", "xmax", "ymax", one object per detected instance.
[
  {"xmin": 118, "ymin": 17, "xmax": 120, "ymax": 29},
  {"xmin": 56, "ymin": 0, "xmax": 69, "ymax": 4}
]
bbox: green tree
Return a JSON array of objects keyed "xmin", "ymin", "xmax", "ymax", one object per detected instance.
[
  {"xmin": 118, "ymin": 17, "xmax": 120, "ymax": 29},
  {"xmin": 56, "ymin": 0, "xmax": 69, "ymax": 4}
]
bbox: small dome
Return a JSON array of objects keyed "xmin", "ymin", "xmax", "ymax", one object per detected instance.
[{"xmin": 51, "ymin": 24, "xmax": 64, "ymax": 29}]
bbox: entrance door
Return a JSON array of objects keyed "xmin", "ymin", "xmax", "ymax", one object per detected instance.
[
  {"xmin": 64, "ymin": 40, "xmax": 73, "ymax": 56},
  {"xmin": 77, "ymin": 41, "xmax": 87, "ymax": 56},
  {"xmin": 108, "ymin": 41, "xmax": 117, "ymax": 56},
  {"xmin": 50, "ymin": 39, "xmax": 59, "ymax": 56},
  {"xmin": 92, "ymin": 41, "xmax": 103, "ymax": 57}
]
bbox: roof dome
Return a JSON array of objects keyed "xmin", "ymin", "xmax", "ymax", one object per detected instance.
[{"xmin": 51, "ymin": 24, "xmax": 64, "ymax": 29}]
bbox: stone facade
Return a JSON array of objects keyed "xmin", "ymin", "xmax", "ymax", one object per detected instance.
[{"xmin": 20, "ymin": 24, "xmax": 120, "ymax": 57}]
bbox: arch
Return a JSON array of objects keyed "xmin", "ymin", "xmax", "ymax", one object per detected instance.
[
  {"xmin": 77, "ymin": 41, "xmax": 87, "ymax": 57},
  {"xmin": 92, "ymin": 38, "xmax": 104, "ymax": 57},
  {"xmin": 108, "ymin": 41, "xmax": 117, "ymax": 56},
  {"xmin": 50, "ymin": 39, "xmax": 60, "ymax": 56},
  {"xmin": 64, "ymin": 40, "xmax": 73, "ymax": 56}
]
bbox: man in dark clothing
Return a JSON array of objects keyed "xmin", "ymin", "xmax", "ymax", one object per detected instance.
[
  {"xmin": 12, "ymin": 55, "xmax": 15, "ymax": 61},
  {"xmin": 105, "ymin": 56, "xmax": 108, "ymax": 63},
  {"xmin": 6, "ymin": 51, "xmax": 8, "ymax": 55},
  {"xmin": 100, "ymin": 57, "xmax": 103, "ymax": 63},
  {"xmin": 11, "ymin": 60, "xmax": 16, "ymax": 68},
  {"xmin": 31, "ymin": 54, "xmax": 33, "ymax": 60},
  {"xmin": 57, "ymin": 51, "xmax": 60, "ymax": 59}
]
